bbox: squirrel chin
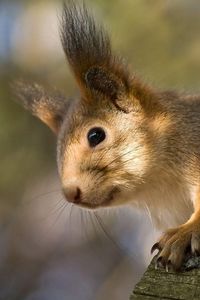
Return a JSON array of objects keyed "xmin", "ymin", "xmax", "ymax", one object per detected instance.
[{"xmin": 75, "ymin": 187, "xmax": 119, "ymax": 209}]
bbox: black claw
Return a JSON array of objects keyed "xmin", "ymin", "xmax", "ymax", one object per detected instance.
[
  {"xmin": 155, "ymin": 256, "xmax": 163, "ymax": 269},
  {"xmin": 155, "ymin": 260, "xmax": 158, "ymax": 270},
  {"xmin": 166, "ymin": 260, "xmax": 172, "ymax": 272},
  {"xmin": 185, "ymin": 245, "xmax": 192, "ymax": 254},
  {"xmin": 194, "ymin": 249, "xmax": 200, "ymax": 257},
  {"xmin": 157, "ymin": 256, "xmax": 162, "ymax": 262},
  {"xmin": 151, "ymin": 242, "xmax": 160, "ymax": 254},
  {"xmin": 156, "ymin": 256, "xmax": 165, "ymax": 268}
]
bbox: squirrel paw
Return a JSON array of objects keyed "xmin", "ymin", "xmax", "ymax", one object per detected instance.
[{"xmin": 151, "ymin": 224, "xmax": 200, "ymax": 271}]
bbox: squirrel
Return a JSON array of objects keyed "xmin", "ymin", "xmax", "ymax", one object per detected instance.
[{"xmin": 14, "ymin": 2, "xmax": 200, "ymax": 271}]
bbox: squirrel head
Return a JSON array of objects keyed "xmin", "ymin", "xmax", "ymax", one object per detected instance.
[{"xmin": 14, "ymin": 2, "xmax": 170, "ymax": 209}]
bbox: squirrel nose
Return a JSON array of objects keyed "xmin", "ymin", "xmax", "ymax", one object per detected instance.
[{"xmin": 63, "ymin": 185, "xmax": 82, "ymax": 204}]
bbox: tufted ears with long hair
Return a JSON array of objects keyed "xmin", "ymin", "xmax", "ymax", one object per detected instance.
[
  {"xmin": 60, "ymin": 2, "xmax": 134, "ymax": 111},
  {"xmin": 14, "ymin": 81, "xmax": 71, "ymax": 134},
  {"xmin": 14, "ymin": 2, "xmax": 161, "ymax": 129},
  {"xmin": 60, "ymin": 2, "xmax": 160, "ymax": 114}
]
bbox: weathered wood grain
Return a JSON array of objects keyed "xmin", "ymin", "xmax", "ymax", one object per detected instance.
[{"xmin": 130, "ymin": 256, "xmax": 200, "ymax": 300}]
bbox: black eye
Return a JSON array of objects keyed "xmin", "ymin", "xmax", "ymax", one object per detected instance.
[{"xmin": 87, "ymin": 127, "xmax": 106, "ymax": 148}]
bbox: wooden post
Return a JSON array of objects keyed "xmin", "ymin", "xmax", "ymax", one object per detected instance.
[{"xmin": 130, "ymin": 256, "xmax": 200, "ymax": 300}]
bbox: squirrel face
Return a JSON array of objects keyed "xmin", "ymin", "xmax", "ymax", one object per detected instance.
[
  {"xmin": 56, "ymin": 94, "xmax": 152, "ymax": 209},
  {"xmin": 14, "ymin": 2, "xmax": 168, "ymax": 209}
]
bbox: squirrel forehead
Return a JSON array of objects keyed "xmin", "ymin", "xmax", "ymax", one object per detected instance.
[{"xmin": 61, "ymin": 97, "xmax": 118, "ymax": 134}]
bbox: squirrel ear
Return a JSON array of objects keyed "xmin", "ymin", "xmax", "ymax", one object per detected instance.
[
  {"xmin": 61, "ymin": 3, "xmax": 160, "ymax": 114},
  {"xmin": 85, "ymin": 67, "xmax": 121, "ymax": 100},
  {"xmin": 60, "ymin": 3, "xmax": 130, "ymax": 109},
  {"xmin": 13, "ymin": 81, "xmax": 70, "ymax": 134}
]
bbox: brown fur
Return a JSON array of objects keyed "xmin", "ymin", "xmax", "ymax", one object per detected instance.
[{"xmin": 14, "ymin": 2, "xmax": 200, "ymax": 270}]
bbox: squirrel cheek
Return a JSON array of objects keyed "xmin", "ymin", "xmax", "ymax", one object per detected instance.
[{"xmin": 120, "ymin": 142, "xmax": 149, "ymax": 178}]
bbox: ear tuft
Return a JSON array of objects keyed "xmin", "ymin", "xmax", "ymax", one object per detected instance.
[
  {"xmin": 60, "ymin": 2, "xmax": 130, "ymax": 99},
  {"xmin": 60, "ymin": 2, "xmax": 160, "ymax": 114},
  {"xmin": 13, "ymin": 80, "xmax": 71, "ymax": 134}
]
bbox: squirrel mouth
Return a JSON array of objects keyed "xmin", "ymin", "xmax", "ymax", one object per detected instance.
[{"xmin": 80, "ymin": 187, "xmax": 119, "ymax": 209}]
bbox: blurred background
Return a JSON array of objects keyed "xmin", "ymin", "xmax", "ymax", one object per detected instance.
[{"xmin": 1, "ymin": 0, "xmax": 200, "ymax": 299}]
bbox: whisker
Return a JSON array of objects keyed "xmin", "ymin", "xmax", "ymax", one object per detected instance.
[
  {"xmin": 30, "ymin": 197, "xmax": 63, "ymax": 223},
  {"xmin": 94, "ymin": 212, "xmax": 123, "ymax": 255},
  {"xmin": 95, "ymin": 211, "xmax": 139, "ymax": 263},
  {"xmin": 78, "ymin": 208, "xmax": 90, "ymax": 243},
  {"xmin": 47, "ymin": 201, "xmax": 69, "ymax": 233},
  {"xmin": 68, "ymin": 203, "xmax": 75, "ymax": 232},
  {"xmin": 85, "ymin": 210, "xmax": 94, "ymax": 242},
  {"xmin": 143, "ymin": 201, "xmax": 156, "ymax": 234},
  {"xmin": 88, "ymin": 210, "xmax": 98, "ymax": 236},
  {"xmin": 47, "ymin": 197, "xmax": 66, "ymax": 219},
  {"xmin": 100, "ymin": 149, "xmax": 134, "ymax": 171},
  {"xmin": 21, "ymin": 189, "xmax": 61, "ymax": 207},
  {"xmin": 93, "ymin": 149, "xmax": 139, "ymax": 182},
  {"xmin": 33, "ymin": 199, "xmax": 69, "ymax": 245},
  {"xmin": 94, "ymin": 146, "xmax": 112, "ymax": 167}
]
